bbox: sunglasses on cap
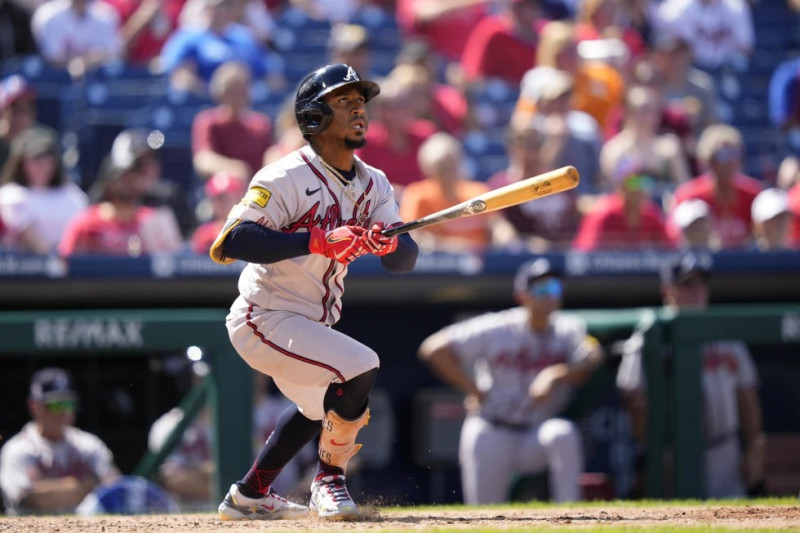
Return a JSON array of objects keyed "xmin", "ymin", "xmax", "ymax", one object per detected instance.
[
  {"xmin": 622, "ymin": 174, "xmax": 654, "ymax": 192},
  {"xmin": 529, "ymin": 278, "xmax": 562, "ymax": 299},
  {"xmin": 43, "ymin": 399, "xmax": 76, "ymax": 414}
]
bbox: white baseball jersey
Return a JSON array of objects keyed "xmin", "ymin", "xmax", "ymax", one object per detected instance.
[
  {"xmin": 211, "ymin": 144, "xmax": 401, "ymax": 326},
  {"xmin": 0, "ymin": 422, "xmax": 117, "ymax": 515},
  {"xmin": 616, "ymin": 333, "xmax": 758, "ymax": 442},
  {"xmin": 443, "ymin": 308, "xmax": 595, "ymax": 427}
]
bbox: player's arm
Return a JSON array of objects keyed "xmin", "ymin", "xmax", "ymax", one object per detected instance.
[
  {"xmin": 529, "ymin": 336, "xmax": 604, "ymax": 404},
  {"xmin": 418, "ymin": 330, "xmax": 483, "ymax": 400},
  {"xmin": 159, "ymin": 460, "xmax": 214, "ymax": 501},
  {"xmin": 377, "ymin": 233, "xmax": 418, "ymax": 273},
  {"xmin": 213, "ymin": 219, "xmax": 312, "ymax": 264},
  {"xmin": 212, "ymin": 220, "xmax": 369, "ymax": 265},
  {"xmin": 738, "ymin": 386, "xmax": 765, "ymax": 488},
  {"xmin": 21, "ymin": 476, "xmax": 99, "ymax": 512}
]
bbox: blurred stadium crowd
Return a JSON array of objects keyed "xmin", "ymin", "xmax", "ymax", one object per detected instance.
[{"xmin": 1, "ymin": 0, "xmax": 800, "ymax": 257}]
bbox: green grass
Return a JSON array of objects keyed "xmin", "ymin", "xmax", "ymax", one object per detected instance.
[
  {"xmin": 412, "ymin": 525, "xmax": 790, "ymax": 533},
  {"xmin": 379, "ymin": 497, "xmax": 799, "ymax": 512}
]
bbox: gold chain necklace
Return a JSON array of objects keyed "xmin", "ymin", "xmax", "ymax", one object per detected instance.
[
  {"xmin": 319, "ymin": 158, "xmax": 370, "ymax": 225},
  {"xmin": 319, "ymin": 158, "xmax": 364, "ymax": 205}
]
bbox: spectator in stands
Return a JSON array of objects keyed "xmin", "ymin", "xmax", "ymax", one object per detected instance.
[
  {"xmin": 31, "ymin": 0, "xmax": 122, "ymax": 78},
  {"xmin": 191, "ymin": 61, "xmax": 272, "ymax": 182},
  {"xmin": 356, "ymin": 79, "xmax": 437, "ymax": 191},
  {"xmin": 395, "ymin": 0, "xmax": 490, "ymax": 66},
  {"xmin": 515, "ymin": 20, "xmax": 625, "ymax": 136},
  {"xmin": 0, "ymin": 0, "xmax": 38, "ymax": 62},
  {"xmin": 0, "ymin": 367, "xmax": 120, "ymax": 515},
  {"xmin": 103, "ymin": 0, "xmax": 184, "ymax": 66},
  {"xmin": 573, "ymin": 157, "xmax": 672, "ymax": 250},
  {"xmin": 791, "ymin": 189, "xmax": 800, "ymax": 248},
  {"xmin": 388, "ymin": 63, "xmax": 469, "ymax": 136},
  {"xmin": 767, "ymin": 54, "xmax": 800, "ymax": 133},
  {"xmin": 58, "ymin": 149, "xmax": 183, "ymax": 257},
  {"xmin": 418, "ymin": 257, "xmax": 603, "ymax": 504},
  {"xmin": 399, "ymin": 132, "xmax": 513, "ymax": 252},
  {"xmin": 520, "ymin": 72, "xmax": 603, "ymax": 196},
  {"xmin": 191, "ymin": 171, "xmax": 244, "ymax": 255},
  {"xmin": 0, "ymin": 127, "xmax": 87, "ymax": 254},
  {"xmin": 617, "ymin": 251, "xmax": 765, "ymax": 499},
  {"xmin": 179, "ymin": 0, "xmax": 276, "ymax": 47},
  {"xmin": 574, "ymin": 0, "xmax": 646, "ymax": 60},
  {"xmin": 652, "ymin": 33, "xmax": 719, "ymax": 137},
  {"xmin": 288, "ymin": 0, "xmax": 370, "ymax": 22},
  {"xmin": 600, "ymin": 85, "xmax": 690, "ymax": 201},
  {"xmin": 656, "ymin": 0, "xmax": 754, "ymax": 71},
  {"xmin": 488, "ymin": 120, "xmax": 580, "ymax": 251},
  {"xmin": 111, "ymin": 128, "xmax": 195, "ymax": 237},
  {"xmin": 159, "ymin": 0, "xmax": 274, "ymax": 96},
  {"xmin": 670, "ymin": 124, "xmax": 762, "ymax": 249},
  {"xmin": 0, "ymin": 75, "xmax": 53, "ymax": 170},
  {"xmin": 460, "ymin": 0, "xmax": 542, "ymax": 85},
  {"xmin": 327, "ymin": 23, "xmax": 374, "ymax": 82},
  {"xmin": 263, "ymin": 94, "xmax": 306, "ymax": 165},
  {"xmin": 750, "ymin": 188, "xmax": 795, "ymax": 251},
  {"xmin": 671, "ymin": 198, "xmax": 719, "ymax": 250}
]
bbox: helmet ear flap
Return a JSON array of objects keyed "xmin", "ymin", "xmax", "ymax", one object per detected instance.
[{"xmin": 298, "ymin": 100, "xmax": 333, "ymax": 135}]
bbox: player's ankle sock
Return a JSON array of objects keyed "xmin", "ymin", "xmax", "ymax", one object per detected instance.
[
  {"xmin": 237, "ymin": 404, "xmax": 321, "ymax": 497},
  {"xmin": 238, "ymin": 468, "xmax": 281, "ymax": 498},
  {"xmin": 315, "ymin": 461, "xmax": 344, "ymax": 479}
]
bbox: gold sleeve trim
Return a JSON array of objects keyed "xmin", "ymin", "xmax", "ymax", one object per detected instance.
[{"xmin": 209, "ymin": 219, "xmax": 243, "ymax": 264}]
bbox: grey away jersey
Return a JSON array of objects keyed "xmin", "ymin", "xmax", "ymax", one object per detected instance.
[
  {"xmin": 443, "ymin": 308, "xmax": 595, "ymax": 428},
  {"xmin": 211, "ymin": 145, "xmax": 401, "ymax": 325}
]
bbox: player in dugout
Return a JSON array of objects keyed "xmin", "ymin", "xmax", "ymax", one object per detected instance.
[
  {"xmin": 208, "ymin": 63, "xmax": 418, "ymax": 520},
  {"xmin": 418, "ymin": 258, "xmax": 603, "ymax": 504}
]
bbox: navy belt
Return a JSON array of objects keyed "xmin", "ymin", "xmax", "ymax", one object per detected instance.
[
  {"xmin": 484, "ymin": 417, "xmax": 531, "ymax": 432},
  {"xmin": 706, "ymin": 432, "xmax": 737, "ymax": 448}
]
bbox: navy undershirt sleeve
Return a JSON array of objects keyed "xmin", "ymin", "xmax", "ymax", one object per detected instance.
[
  {"xmin": 222, "ymin": 220, "xmax": 419, "ymax": 271},
  {"xmin": 380, "ymin": 234, "xmax": 418, "ymax": 274},
  {"xmin": 222, "ymin": 220, "xmax": 311, "ymax": 264}
]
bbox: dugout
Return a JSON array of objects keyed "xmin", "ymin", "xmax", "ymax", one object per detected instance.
[{"xmin": 0, "ymin": 303, "xmax": 798, "ymax": 505}]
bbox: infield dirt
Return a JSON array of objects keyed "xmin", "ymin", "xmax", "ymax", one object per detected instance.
[{"xmin": 1, "ymin": 504, "xmax": 800, "ymax": 532}]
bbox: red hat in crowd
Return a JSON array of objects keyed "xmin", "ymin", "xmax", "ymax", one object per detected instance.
[
  {"xmin": 205, "ymin": 172, "xmax": 245, "ymax": 198},
  {"xmin": 0, "ymin": 75, "xmax": 36, "ymax": 110}
]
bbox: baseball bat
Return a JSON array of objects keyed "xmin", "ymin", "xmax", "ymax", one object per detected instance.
[{"xmin": 383, "ymin": 165, "xmax": 580, "ymax": 237}]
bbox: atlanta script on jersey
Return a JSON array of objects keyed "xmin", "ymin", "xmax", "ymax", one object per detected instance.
[{"xmin": 209, "ymin": 145, "xmax": 401, "ymax": 325}]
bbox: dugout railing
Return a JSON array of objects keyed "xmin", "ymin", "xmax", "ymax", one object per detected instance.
[
  {"xmin": 0, "ymin": 309, "xmax": 251, "ymax": 502},
  {"xmin": 639, "ymin": 304, "xmax": 800, "ymax": 499}
]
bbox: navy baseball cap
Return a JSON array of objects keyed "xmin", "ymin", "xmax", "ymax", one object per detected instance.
[
  {"xmin": 660, "ymin": 251, "xmax": 712, "ymax": 285},
  {"xmin": 30, "ymin": 367, "xmax": 77, "ymax": 402},
  {"xmin": 514, "ymin": 257, "xmax": 560, "ymax": 293}
]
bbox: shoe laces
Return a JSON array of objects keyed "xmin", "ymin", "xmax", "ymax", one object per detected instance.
[
  {"xmin": 266, "ymin": 488, "xmax": 289, "ymax": 503},
  {"xmin": 319, "ymin": 475, "xmax": 351, "ymax": 503}
]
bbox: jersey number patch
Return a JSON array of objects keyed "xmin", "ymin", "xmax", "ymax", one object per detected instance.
[{"xmin": 244, "ymin": 187, "xmax": 272, "ymax": 208}]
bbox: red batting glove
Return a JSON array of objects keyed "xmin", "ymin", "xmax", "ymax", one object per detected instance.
[
  {"xmin": 362, "ymin": 222, "xmax": 399, "ymax": 256},
  {"xmin": 309, "ymin": 226, "xmax": 367, "ymax": 264}
]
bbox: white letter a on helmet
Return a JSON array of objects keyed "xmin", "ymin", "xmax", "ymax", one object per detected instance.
[{"xmin": 343, "ymin": 66, "xmax": 358, "ymax": 81}]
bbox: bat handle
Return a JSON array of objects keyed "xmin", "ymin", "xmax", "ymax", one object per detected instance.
[{"xmin": 382, "ymin": 221, "xmax": 415, "ymax": 237}]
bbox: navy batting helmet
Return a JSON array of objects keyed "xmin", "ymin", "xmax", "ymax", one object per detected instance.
[{"xmin": 295, "ymin": 64, "xmax": 380, "ymax": 136}]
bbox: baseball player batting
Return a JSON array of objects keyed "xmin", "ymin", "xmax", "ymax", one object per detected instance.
[{"xmin": 209, "ymin": 63, "xmax": 419, "ymax": 520}]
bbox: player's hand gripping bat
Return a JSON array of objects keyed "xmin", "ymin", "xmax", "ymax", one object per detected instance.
[{"xmin": 382, "ymin": 166, "xmax": 580, "ymax": 237}]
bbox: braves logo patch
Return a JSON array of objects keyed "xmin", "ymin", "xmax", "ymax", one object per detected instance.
[{"xmin": 243, "ymin": 187, "xmax": 271, "ymax": 208}]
